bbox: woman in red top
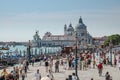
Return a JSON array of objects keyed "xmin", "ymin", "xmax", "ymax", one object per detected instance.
[
  {"xmin": 97, "ymin": 62, "xmax": 103, "ymax": 76},
  {"xmin": 114, "ymin": 57, "xmax": 117, "ymax": 67}
]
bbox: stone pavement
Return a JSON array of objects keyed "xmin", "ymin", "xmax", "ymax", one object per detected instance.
[{"xmin": 0, "ymin": 61, "xmax": 120, "ymax": 80}]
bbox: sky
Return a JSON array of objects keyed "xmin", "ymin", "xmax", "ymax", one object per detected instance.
[{"xmin": 0, "ymin": 0, "xmax": 120, "ymax": 42}]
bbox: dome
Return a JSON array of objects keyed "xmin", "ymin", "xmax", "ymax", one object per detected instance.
[
  {"xmin": 76, "ymin": 23, "xmax": 86, "ymax": 29},
  {"xmin": 67, "ymin": 23, "xmax": 74, "ymax": 31},
  {"xmin": 75, "ymin": 17, "xmax": 86, "ymax": 30}
]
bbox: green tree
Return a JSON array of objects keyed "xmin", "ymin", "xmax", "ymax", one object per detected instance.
[{"xmin": 104, "ymin": 34, "xmax": 120, "ymax": 46}]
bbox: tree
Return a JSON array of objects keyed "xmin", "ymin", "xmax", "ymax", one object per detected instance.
[{"xmin": 104, "ymin": 34, "xmax": 120, "ymax": 46}]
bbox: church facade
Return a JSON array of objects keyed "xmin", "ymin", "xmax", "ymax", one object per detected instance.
[{"xmin": 32, "ymin": 17, "xmax": 93, "ymax": 49}]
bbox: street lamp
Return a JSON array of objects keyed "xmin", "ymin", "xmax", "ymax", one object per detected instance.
[
  {"xmin": 75, "ymin": 31, "xmax": 79, "ymax": 80},
  {"xmin": 92, "ymin": 45, "xmax": 96, "ymax": 69},
  {"xmin": 27, "ymin": 40, "xmax": 31, "ymax": 62},
  {"xmin": 109, "ymin": 40, "xmax": 113, "ymax": 66}
]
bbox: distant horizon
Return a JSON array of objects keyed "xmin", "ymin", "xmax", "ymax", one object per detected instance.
[
  {"xmin": 0, "ymin": 0, "xmax": 120, "ymax": 42},
  {"xmin": 0, "ymin": 32, "xmax": 119, "ymax": 42}
]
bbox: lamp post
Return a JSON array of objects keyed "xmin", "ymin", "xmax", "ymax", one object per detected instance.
[
  {"xmin": 75, "ymin": 31, "xmax": 79, "ymax": 80},
  {"xmin": 28, "ymin": 40, "xmax": 31, "ymax": 62},
  {"xmin": 109, "ymin": 40, "xmax": 113, "ymax": 66}
]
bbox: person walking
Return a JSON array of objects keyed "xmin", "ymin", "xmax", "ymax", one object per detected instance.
[
  {"xmin": 114, "ymin": 57, "xmax": 117, "ymax": 67},
  {"xmin": 21, "ymin": 68, "xmax": 25, "ymax": 80},
  {"xmin": 45, "ymin": 60, "xmax": 49, "ymax": 72},
  {"xmin": 23, "ymin": 60, "xmax": 27, "ymax": 77},
  {"xmin": 97, "ymin": 62, "xmax": 103, "ymax": 76},
  {"xmin": 92, "ymin": 59, "xmax": 96, "ymax": 69},
  {"xmin": 72, "ymin": 73, "xmax": 77, "ymax": 80},
  {"xmin": 49, "ymin": 59, "xmax": 53, "ymax": 72},
  {"xmin": 55, "ymin": 60, "xmax": 59, "ymax": 72},
  {"xmin": 48, "ymin": 70, "xmax": 54, "ymax": 80},
  {"xmin": 32, "ymin": 56, "xmax": 35, "ymax": 66},
  {"xmin": 26, "ymin": 59, "xmax": 29, "ymax": 70},
  {"xmin": 1, "ymin": 68, "xmax": 8, "ymax": 80},
  {"xmin": 11, "ymin": 67, "xmax": 17, "ymax": 80},
  {"xmin": 35, "ymin": 69, "xmax": 41, "ymax": 80},
  {"xmin": 39, "ymin": 56, "xmax": 42, "ymax": 66},
  {"xmin": 105, "ymin": 71, "xmax": 110, "ymax": 80},
  {"xmin": 16, "ymin": 66, "xmax": 19, "ymax": 80}
]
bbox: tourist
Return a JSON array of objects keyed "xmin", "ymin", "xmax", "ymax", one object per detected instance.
[
  {"xmin": 106, "ymin": 58, "xmax": 109, "ymax": 65},
  {"xmin": 48, "ymin": 70, "xmax": 54, "ymax": 80},
  {"xmin": 72, "ymin": 73, "xmax": 77, "ymax": 80},
  {"xmin": 49, "ymin": 59, "xmax": 53, "ymax": 72},
  {"xmin": 79, "ymin": 59, "xmax": 82, "ymax": 70},
  {"xmin": 92, "ymin": 59, "xmax": 96, "ymax": 69},
  {"xmin": 11, "ymin": 67, "xmax": 17, "ymax": 80},
  {"xmin": 45, "ymin": 60, "xmax": 49, "ymax": 72},
  {"xmin": 68, "ymin": 57, "xmax": 72, "ymax": 69},
  {"xmin": 22, "ymin": 60, "xmax": 27, "ymax": 77},
  {"xmin": 21, "ymin": 67, "xmax": 26, "ymax": 80},
  {"xmin": 26, "ymin": 59, "xmax": 29, "ymax": 70},
  {"xmin": 97, "ymin": 62, "xmax": 103, "ymax": 76},
  {"xmin": 35, "ymin": 69, "xmax": 41, "ymax": 80},
  {"xmin": 103, "ymin": 58, "xmax": 106, "ymax": 65},
  {"xmin": 18, "ymin": 57, "xmax": 22, "ymax": 66},
  {"xmin": 105, "ymin": 71, "xmax": 110, "ymax": 80},
  {"xmin": 32, "ymin": 56, "xmax": 35, "ymax": 66},
  {"xmin": 114, "ymin": 57, "xmax": 117, "ymax": 67},
  {"xmin": 39, "ymin": 56, "xmax": 42, "ymax": 66},
  {"xmin": 55, "ymin": 59, "xmax": 59, "ymax": 72},
  {"xmin": 16, "ymin": 66, "xmax": 19, "ymax": 80},
  {"xmin": 87, "ymin": 58, "xmax": 91, "ymax": 68},
  {"xmin": 1, "ymin": 68, "xmax": 8, "ymax": 79},
  {"xmin": 83, "ymin": 60, "xmax": 87, "ymax": 70},
  {"xmin": 24, "ymin": 64, "xmax": 27, "ymax": 77},
  {"xmin": 60, "ymin": 59, "xmax": 63, "ymax": 65}
]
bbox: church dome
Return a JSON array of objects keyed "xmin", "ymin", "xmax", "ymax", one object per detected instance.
[
  {"xmin": 67, "ymin": 23, "xmax": 74, "ymax": 31},
  {"xmin": 75, "ymin": 17, "xmax": 86, "ymax": 30}
]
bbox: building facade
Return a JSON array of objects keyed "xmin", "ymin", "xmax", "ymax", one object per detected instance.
[{"xmin": 32, "ymin": 17, "xmax": 93, "ymax": 49}]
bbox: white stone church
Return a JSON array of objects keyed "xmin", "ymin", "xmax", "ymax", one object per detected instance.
[{"xmin": 32, "ymin": 17, "xmax": 93, "ymax": 49}]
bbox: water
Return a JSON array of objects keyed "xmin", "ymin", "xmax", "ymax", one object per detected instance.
[{"xmin": 0, "ymin": 45, "xmax": 62, "ymax": 56}]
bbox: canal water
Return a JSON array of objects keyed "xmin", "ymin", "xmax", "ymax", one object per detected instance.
[{"xmin": 0, "ymin": 45, "xmax": 62, "ymax": 56}]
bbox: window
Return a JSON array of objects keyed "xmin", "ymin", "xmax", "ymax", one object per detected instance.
[{"xmin": 81, "ymin": 33, "xmax": 84, "ymax": 36}]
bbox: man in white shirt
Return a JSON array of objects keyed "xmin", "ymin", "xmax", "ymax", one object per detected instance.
[
  {"xmin": 72, "ymin": 73, "xmax": 77, "ymax": 80},
  {"xmin": 35, "ymin": 69, "xmax": 41, "ymax": 80},
  {"xmin": 48, "ymin": 70, "xmax": 54, "ymax": 80}
]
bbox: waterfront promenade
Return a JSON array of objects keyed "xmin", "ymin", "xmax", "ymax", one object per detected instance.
[{"xmin": 0, "ymin": 60, "xmax": 120, "ymax": 80}]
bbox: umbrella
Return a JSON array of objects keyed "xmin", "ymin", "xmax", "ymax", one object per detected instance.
[{"xmin": 41, "ymin": 77, "xmax": 50, "ymax": 80}]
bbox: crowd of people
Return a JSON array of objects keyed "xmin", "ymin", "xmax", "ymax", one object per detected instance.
[{"xmin": 0, "ymin": 49, "xmax": 120, "ymax": 80}]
